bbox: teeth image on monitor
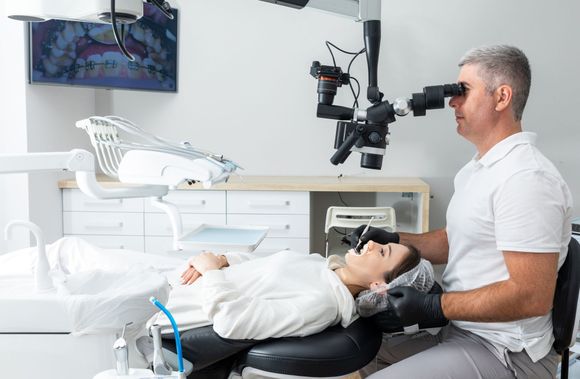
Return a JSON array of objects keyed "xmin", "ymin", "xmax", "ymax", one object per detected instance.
[
  {"xmin": 75, "ymin": 58, "xmax": 86, "ymax": 79},
  {"xmin": 29, "ymin": 3, "xmax": 178, "ymax": 91},
  {"xmin": 86, "ymin": 54, "xmax": 102, "ymax": 78},
  {"xmin": 102, "ymin": 51, "xmax": 123, "ymax": 77}
]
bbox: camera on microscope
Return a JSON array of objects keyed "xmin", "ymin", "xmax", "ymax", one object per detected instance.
[{"xmin": 310, "ymin": 61, "xmax": 350, "ymax": 106}]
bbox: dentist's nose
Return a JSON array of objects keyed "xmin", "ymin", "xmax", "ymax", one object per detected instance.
[{"xmin": 449, "ymin": 96, "xmax": 458, "ymax": 109}]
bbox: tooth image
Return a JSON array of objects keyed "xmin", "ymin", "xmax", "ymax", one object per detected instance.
[
  {"xmin": 55, "ymin": 33, "xmax": 68, "ymax": 50},
  {"xmin": 102, "ymin": 51, "xmax": 123, "ymax": 77},
  {"xmin": 130, "ymin": 24, "xmax": 145, "ymax": 43},
  {"xmin": 142, "ymin": 57, "xmax": 155, "ymax": 79},
  {"xmin": 127, "ymin": 55, "xmax": 142, "ymax": 79},
  {"xmin": 86, "ymin": 54, "xmax": 103, "ymax": 78},
  {"xmin": 74, "ymin": 23, "xmax": 86, "ymax": 38},
  {"xmin": 145, "ymin": 29, "xmax": 154, "ymax": 46},
  {"xmin": 62, "ymin": 23, "xmax": 76, "ymax": 43},
  {"xmin": 49, "ymin": 53, "xmax": 71, "ymax": 68},
  {"xmin": 42, "ymin": 58, "xmax": 59, "ymax": 76},
  {"xmin": 75, "ymin": 58, "xmax": 86, "ymax": 79},
  {"xmin": 51, "ymin": 47, "xmax": 65, "ymax": 58},
  {"xmin": 153, "ymin": 38, "xmax": 162, "ymax": 53},
  {"xmin": 155, "ymin": 63, "xmax": 164, "ymax": 81}
]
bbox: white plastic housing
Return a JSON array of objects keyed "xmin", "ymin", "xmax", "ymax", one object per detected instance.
[
  {"xmin": 5, "ymin": 0, "xmax": 143, "ymax": 23},
  {"xmin": 118, "ymin": 150, "xmax": 225, "ymax": 187}
]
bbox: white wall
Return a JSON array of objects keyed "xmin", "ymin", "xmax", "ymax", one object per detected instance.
[
  {"xmin": 0, "ymin": 0, "xmax": 95, "ymax": 252},
  {"xmin": 26, "ymin": 85, "xmax": 96, "ymax": 247},
  {"xmin": 0, "ymin": 11, "xmax": 30, "ymax": 252},
  {"xmin": 105, "ymin": 0, "xmax": 580, "ymax": 229}
]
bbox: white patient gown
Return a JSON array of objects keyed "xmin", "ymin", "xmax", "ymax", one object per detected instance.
[{"xmin": 151, "ymin": 251, "xmax": 357, "ymax": 340}]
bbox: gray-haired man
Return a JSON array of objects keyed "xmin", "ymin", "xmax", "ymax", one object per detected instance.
[{"xmin": 357, "ymin": 45, "xmax": 573, "ymax": 378}]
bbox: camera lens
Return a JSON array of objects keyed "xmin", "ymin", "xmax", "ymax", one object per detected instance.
[
  {"xmin": 317, "ymin": 77, "xmax": 338, "ymax": 105},
  {"xmin": 360, "ymin": 153, "xmax": 383, "ymax": 170}
]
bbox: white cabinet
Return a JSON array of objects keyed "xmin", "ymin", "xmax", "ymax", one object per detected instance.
[
  {"xmin": 62, "ymin": 189, "xmax": 310, "ymax": 256},
  {"xmin": 227, "ymin": 191, "xmax": 310, "ymax": 257},
  {"xmin": 63, "ymin": 190, "xmax": 145, "ymax": 251}
]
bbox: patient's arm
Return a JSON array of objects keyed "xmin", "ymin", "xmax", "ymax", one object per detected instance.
[
  {"xmin": 181, "ymin": 251, "xmax": 260, "ymax": 285},
  {"xmin": 181, "ymin": 253, "xmax": 229, "ymax": 285},
  {"xmin": 201, "ymin": 270, "xmax": 337, "ymax": 340}
]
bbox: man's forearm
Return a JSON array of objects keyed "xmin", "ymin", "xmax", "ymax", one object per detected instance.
[
  {"xmin": 441, "ymin": 280, "xmax": 552, "ymax": 322},
  {"xmin": 398, "ymin": 228, "xmax": 449, "ymax": 264}
]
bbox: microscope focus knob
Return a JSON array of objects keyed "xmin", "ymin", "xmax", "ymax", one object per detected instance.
[
  {"xmin": 393, "ymin": 98, "xmax": 412, "ymax": 116},
  {"xmin": 368, "ymin": 131, "xmax": 382, "ymax": 144}
]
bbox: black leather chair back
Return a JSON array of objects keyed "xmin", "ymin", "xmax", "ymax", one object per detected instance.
[{"xmin": 553, "ymin": 237, "xmax": 580, "ymax": 354}]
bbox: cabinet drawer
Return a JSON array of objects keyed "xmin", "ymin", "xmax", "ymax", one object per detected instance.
[
  {"xmin": 65, "ymin": 235, "xmax": 145, "ymax": 251},
  {"xmin": 227, "ymin": 214, "xmax": 309, "ymax": 238},
  {"xmin": 144, "ymin": 190, "xmax": 226, "ymax": 214},
  {"xmin": 63, "ymin": 212, "xmax": 143, "ymax": 235},
  {"xmin": 63, "ymin": 189, "xmax": 144, "ymax": 212},
  {"xmin": 145, "ymin": 213, "xmax": 226, "ymax": 236},
  {"xmin": 227, "ymin": 191, "xmax": 309, "ymax": 214},
  {"xmin": 253, "ymin": 238, "xmax": 310, "ymax": 256}
]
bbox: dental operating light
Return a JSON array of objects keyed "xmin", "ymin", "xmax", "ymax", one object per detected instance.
[{"xmin": 5, "ymin": 0, "xmax": 174, "ymax": 61}]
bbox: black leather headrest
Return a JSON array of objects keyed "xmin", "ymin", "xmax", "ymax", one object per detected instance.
[{"xmin": 236, "ymin": 317, "xmax": 382, "ymax": 377}]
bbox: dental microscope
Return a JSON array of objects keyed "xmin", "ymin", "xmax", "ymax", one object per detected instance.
[{"xmin": 263, "ymin": 1, "xmax": 465, "ymax": 169}]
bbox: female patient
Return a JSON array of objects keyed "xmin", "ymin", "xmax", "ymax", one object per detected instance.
[{"xmin": 151, "ymin": 241, "xmax": 421, "ymax": 340}]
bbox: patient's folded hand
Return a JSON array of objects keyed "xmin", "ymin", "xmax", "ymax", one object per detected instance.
[{"xmin": 180, "ymin": 265, "xmax": 201, "ymax": 285}]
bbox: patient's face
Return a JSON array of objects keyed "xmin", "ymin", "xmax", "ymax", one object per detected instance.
[{"xmin": 345, "ymin": 241, "xmax": 410, "ymax": 284}]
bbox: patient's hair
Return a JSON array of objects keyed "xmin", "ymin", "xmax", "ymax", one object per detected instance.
[{"xmin": 383, "ymin": 244, "xmax": 421, "ymax": 284}]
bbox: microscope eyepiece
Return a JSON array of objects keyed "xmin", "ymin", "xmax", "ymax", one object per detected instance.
[{"xmin": 411, "ymin": 83, "xmax": 464, "ymax": 117}]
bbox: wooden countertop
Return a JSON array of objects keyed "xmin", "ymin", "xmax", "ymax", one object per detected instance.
[{"xmin": 59, "ymin": 175, "xmax": 430, "ymax": 193}]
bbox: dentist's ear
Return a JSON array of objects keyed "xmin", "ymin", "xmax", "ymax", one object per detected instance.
[{"xmin": 495, "ymin": 85, "xmax": 512, "ymax": 112}]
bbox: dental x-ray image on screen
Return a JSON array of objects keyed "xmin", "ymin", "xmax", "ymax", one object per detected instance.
[{"xmin": 28, "ymin": 3, "xmax": 178, "ymax": 92}]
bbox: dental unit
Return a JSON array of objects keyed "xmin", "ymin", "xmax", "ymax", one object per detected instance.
[{"xmin": 0, "ymin": 123, "xmax": 242, "ymax": 378}]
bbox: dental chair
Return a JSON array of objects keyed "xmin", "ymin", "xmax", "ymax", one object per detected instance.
[
  {"xmin": 162, "ymin": 282, "xmax": 446, "ymax": 379},
  {"xmin": 553, "ymin": 237, "xmax": 580, "ymax": 379}
]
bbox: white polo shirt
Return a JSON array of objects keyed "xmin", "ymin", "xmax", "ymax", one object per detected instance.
[{"xmin": 443, "ymin": 132, "xmax": 573, "ymax": 363}]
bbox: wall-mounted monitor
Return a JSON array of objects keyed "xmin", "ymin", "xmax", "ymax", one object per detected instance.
[{"xmin": 28, "ymin": 3, "xmax": 178, "ymax": 92}]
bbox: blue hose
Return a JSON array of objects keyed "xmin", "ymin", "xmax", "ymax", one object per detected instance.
[{"xmin": 149, "ymin": 296, "xmax": 184, "ymax": 374}]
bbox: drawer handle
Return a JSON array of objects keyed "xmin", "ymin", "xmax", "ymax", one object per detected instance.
[
  {"xmin": 269, "ymin": 224, "xmax": 291, "ymax": 231},
  {"xmin": 247, "ymin": 201, "xmax": 291, "ymax": 207},
  {"xmin": 84, "ymin": 222, "xmax": 124, "ymax": 230},
  {"xmin": 175, "ymin": 200, "xmax": 207, "ymax": 207},
  {"xmin": 83, "ymin": 199, "xmax": 123, "ymax": 206},
  {"xmin": 165, "ymin": 225, "xmax": 200, "ymax": 232}
]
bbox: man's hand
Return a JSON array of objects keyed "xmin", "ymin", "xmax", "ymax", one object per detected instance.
[
  {"xmin": 180, "ymin": 252, "xmax": 228, "ymax": 285},
  {"xmin": 350, "ymin": 225, "xmax": 399, "ymax": 248},
  {"xmin": 388, "ymin": 286, "xmax": 447, "ymax": 326}
]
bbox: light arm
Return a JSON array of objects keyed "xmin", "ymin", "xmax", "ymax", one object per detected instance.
[
  {"xmin": 258, "ymin": 0, "xmax": 380, "ymax": 21},
  {"xmin": 0, "ymin": 149, "xmax": 168, "ymax": 199}
]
